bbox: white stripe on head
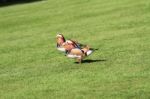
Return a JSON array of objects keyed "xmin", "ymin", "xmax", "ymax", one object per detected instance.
[{"xmin": 56, "ymin": 34, "xmax": 63, "ymax": 38}]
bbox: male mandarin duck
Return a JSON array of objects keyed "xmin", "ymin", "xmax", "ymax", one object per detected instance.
[{"xmin": 56, "ymin": 33, "xmax": 94, "ymax": 63}]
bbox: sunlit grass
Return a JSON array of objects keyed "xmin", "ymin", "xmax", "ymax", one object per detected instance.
[{"xmin": 0, "ymin": 0, "xmax": 150, "ymax": 99}]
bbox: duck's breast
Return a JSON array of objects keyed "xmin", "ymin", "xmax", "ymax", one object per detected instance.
[
  {"xmin": 70, "ymin": 48, "xmax": 83, "ymax": 55},
  {"xmin": 67, "ymin": 48, "xmax": 82, "ymax": 58}
]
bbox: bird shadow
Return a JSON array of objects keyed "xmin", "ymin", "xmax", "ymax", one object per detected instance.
[
  {"xmin": 90, "ymin": 48, "xmax": 99, "ymax": 51},
  {"xmin": 74, "ymin": 59, "xmax": 106, "ymax": 64}
]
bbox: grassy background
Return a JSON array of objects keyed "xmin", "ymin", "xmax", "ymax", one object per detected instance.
[{"xmin": 0, "ymin": 0, "xmax": 150, "ymax": 98}]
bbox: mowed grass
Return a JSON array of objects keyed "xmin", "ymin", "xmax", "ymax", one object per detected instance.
[{"xmin": 0, "ymin": 0, "xmax": 150, "ymax": 98}]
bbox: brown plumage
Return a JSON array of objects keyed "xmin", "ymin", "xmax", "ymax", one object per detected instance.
[{"xmin": 63, "ymin": 43, "xmax": 93, "ymax": 63}]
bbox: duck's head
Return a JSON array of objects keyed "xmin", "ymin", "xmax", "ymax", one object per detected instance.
[
  {"xmin": 56, "ymin": 34, "xmax": 63, "ymax": 38},
  {"xmin": 56, "ymin": 34, "xmax": 66, "ymax": 47}
]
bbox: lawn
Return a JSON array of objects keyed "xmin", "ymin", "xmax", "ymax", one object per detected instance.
[{"xmin": 0, "ymin": 0, "xmax": 150, "ymax": 98}]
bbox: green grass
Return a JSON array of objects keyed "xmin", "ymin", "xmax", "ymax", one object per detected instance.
[{"xmin": 0, "ymin": 0, "xmax": 150, "ymax": 98}]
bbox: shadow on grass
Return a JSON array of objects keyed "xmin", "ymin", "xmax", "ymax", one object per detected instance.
[
  {"xmin": 74, "ymin": 59, "xmax": 106, "ymax": 64},
  {"xmin": 0, "ymin": 0, "xmax": 43, "ymax": 7},
  {"xmin": 90, "ymin": 48, "xmax": 99, "ymax": 51}
]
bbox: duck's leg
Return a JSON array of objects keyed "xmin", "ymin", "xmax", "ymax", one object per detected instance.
[
  {"xmin": 77, "ymin": 57, "xmax": 82, "ymax": 64},
  {"xmin": 77, "ymin": 59, "xmax": 81, "ymax": 64},
  {"xmin": 79, "ymin": 59, "xmax": 82, "ymax": 64},
  {"xmin": 76, "ymin": 58, "xmax": 79, "ymax": 62},
  {"xmin": 76, "ymin": 58, "xmax": 80, "ymax": 64}
]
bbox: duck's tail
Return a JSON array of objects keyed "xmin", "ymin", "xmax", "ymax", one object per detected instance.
[{"xmin": 86, "ymin": 50, "xmax": 93, "ymax": 56}]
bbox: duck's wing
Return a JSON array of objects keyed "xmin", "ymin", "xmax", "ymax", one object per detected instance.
[{"xmin": 86, "ymin": 50, "xmax": 93, "ymax": 56}]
